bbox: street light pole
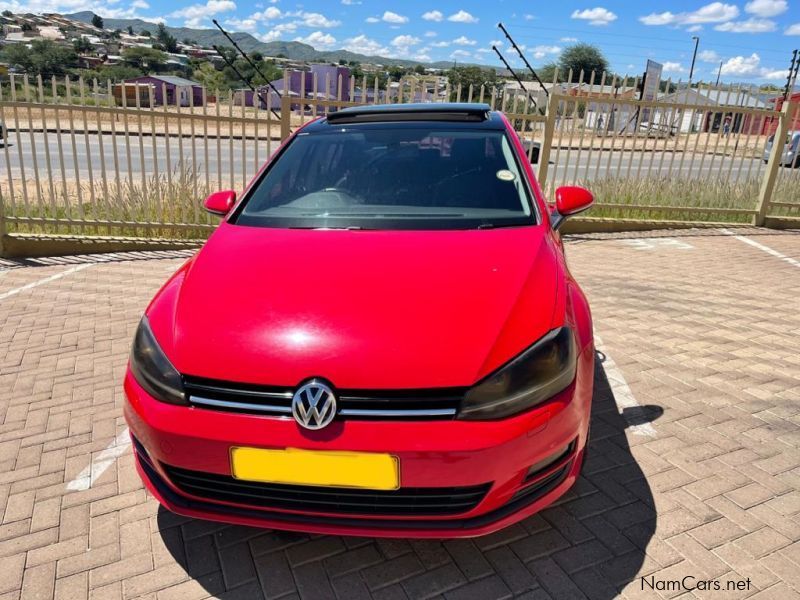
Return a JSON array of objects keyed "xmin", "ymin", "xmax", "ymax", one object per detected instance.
[
  {"xmin": 689, "ymin": 36, "xmax": 700, "ymax": 85},
  {"xmin": 716, "ymin": 60, "xmax": 722, "ymax": 86}
]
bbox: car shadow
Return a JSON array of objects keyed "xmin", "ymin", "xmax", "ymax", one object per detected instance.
[{"xmin": 156, "ymin": 354, "xmax": 660, "ymax": 599}]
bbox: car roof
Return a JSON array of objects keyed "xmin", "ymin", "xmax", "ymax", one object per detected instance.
[{"xmin": 304, "ymin": 103, "xmax": 508, "ymax": 132}]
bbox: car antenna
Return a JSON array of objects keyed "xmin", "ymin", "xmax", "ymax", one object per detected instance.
[
  {"xmin": 492, "ymin": 45, "xmax": 537, "ymax": 109},
  {"xmin": 497, "ymin": 23, "xmax": 549, "ymax": 97},
  {"xmin": 212, "ymin": 45, "xmax": 283, "ymax": 123},
  {"xmin": 212, "ymin": 19, "xmax": 291, "ymax": 127}
]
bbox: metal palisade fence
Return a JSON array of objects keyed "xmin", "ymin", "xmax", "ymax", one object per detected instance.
[{"xmin": 0, "ymin": 69, "xmax": 798, "ymax": 253}]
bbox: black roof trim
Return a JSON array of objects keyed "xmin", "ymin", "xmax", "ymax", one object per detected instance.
[{"xmin": 326, "ymin": 103, "xmax": 491, "ymax": 124}]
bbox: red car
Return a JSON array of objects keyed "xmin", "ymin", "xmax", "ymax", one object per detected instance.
[{"xmin": 125, "ymin": 103, "xmax": 595, "ymax": 538}]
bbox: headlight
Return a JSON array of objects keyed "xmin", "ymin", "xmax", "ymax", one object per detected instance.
[
  {"xmin": 129, "ymin": 316, "xmax": 187, "ymax": 405},
  {"xmin": 458, "ymin": 327, "xmax": 577, "ymax": 420}
]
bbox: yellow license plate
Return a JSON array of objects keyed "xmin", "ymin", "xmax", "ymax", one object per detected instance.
[{"xmin": 230, "ymin": 447, "xmax": 400, "ymax": 490}]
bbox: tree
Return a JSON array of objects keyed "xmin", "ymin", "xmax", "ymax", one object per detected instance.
[
  {"xmin": 557, "ymin": 43, "xmax": 609, "ymax": 83},
  {"xmin": 156, "ymin": 23, "xmax": 178, "ymax": 53},
  {"xmin": 413, "ymin": 64, "xmax": 426, "ymax": 75},
  {"xmin": 140, "ymin": 29, "xmax": 151, "ymax": 37},
  {"xmin": 445, "ymin": 66, "xmax": 502, "ymax": 99},
  {"xmin": 1, "ymin": 39, "xmax": 77, "ymax": 78},
  {"xmin": 73, "ymin": 37, "xmax": 93, "ymax": 54},
  {"xmin": 2, "ymin": 9, "xmax": 13, "ymax": 16},
  {"xmin": 91, "ymin": 14, "xmax": 104, "ymax": 29},
  {"xmin": 127, "ymin": 26, "xmax": 134, "ymax": 35},
  {"xmin": 193, "ymin": 62, "xmax": 226, "ymax": 92},
  {"xmin": 122, "ymin": 46, "xmax": 168, "ymax": 71}
]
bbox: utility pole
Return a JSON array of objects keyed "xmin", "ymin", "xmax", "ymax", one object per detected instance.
[
  {"xmin": 689, "ymin": 36, "xmax": 700, "ymax": 84},
  {"xmin": 715, "ymin": 61, "xmax": 722, "ymax": 86}
]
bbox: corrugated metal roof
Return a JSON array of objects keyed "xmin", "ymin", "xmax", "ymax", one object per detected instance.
[{"xmin": 144, "ymin": 75, "xmax": 201, "ymax": 87}]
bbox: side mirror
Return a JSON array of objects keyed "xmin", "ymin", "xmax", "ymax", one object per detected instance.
[
  {"xmin": 204, "ymin": 190, "xmax": 236, "ymax": 216},
  {"xmin": 552, "ymin": 186, "xmax": 593, "ymax": 230}
]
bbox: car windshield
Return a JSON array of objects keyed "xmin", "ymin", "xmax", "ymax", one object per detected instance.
[{"xmin": 234, "ymin": 126, "xmax": 535, "ymax": 230}]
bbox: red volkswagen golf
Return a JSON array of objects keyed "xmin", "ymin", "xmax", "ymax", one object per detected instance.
[{"xmin": 124, "ymin": 103, "xmax": 595, "ymax": 538}]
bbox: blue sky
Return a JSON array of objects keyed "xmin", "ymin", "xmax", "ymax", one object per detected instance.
[{"xmin": 5, "ymin": 0, "xmax": 800, "ymax": 82}]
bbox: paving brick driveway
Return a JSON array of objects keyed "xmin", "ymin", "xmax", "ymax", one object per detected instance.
[{"xmin": 1, "ymin": 229, "xmax": 798, "ymax": 600}]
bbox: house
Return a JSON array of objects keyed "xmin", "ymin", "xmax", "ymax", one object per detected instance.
[
  {"xmin": 762, "ymin": 91, "xmax": 800, "ymax": 136},
  {"xmin": 657, "ymin": 87, "xmax": 767, "ymax": 134},
  {"xmin": 237, "ymin": 65, "xmax": 353, "ymax": 112},
  {"xmin": 122, "ymin": 75, "xmax": 204, "ymax": 107}
]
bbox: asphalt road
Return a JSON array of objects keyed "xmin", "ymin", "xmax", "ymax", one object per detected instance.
[{"xmin": 1, "ymin": 130, "xmax": 768, "ymax": 187}]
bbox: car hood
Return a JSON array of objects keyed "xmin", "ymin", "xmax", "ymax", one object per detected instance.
[{"xmin": 150, "ymin": 223, "xmax": 560, "ymax": 389}]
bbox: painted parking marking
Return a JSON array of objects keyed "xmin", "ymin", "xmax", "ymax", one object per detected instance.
[
  {"xmin": 66, "ymin": 427, "xmax": 131, "ymax": 491},
  {"xmin": 720, "ymin": 229, "xmax": 800, "ymax": 269},
  {"xmin": 0, "ymin": 263, "xmax": 92, "ymax": 302},
  {"xmin": 621, "ymin": 238, "xmax": 694, "ymax": 251},
  {"xmin": 596, "ymin": 337, "xmax": 657, "ymax": 438}
]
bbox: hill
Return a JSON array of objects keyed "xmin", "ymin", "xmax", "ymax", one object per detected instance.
[{"xmin": 66, "ymin": 11, "xmax": 472, "ymax": 70}]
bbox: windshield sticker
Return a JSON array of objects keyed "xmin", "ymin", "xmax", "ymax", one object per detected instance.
[{"xmin": 496, "ymin": 169, "xmax": 516, "ymax": 182}]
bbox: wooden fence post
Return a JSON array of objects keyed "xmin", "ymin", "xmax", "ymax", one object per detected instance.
[
  {"xmin": 280, "ymin": 94, "xmax": 292, "ymax": 141},
  {"xmin": 755, "ymin": 99, "xmax": 794, "ymax": 227},
  {"xmin": 537, "ymin": 92, "xmax": 558, "ymax": 191},
  {"xmin": 0, "ymin": 188, "xmax": 6, "ymax": 258}
]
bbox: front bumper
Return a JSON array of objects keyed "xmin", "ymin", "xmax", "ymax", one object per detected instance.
[{"xmin": 124, "ymin": 347, "xmax": 593, "ymax": 538}]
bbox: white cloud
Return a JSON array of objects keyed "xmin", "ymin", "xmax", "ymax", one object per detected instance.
[
  {"xmin": 786, "ymin": 23, "xmax": 800, "ymax": 35},
  {"xmin": 698, "ymin": 49, "xmax": 720, "ymax": 62},
  {"xmin": 452, "ymin": 35, "xmax": 477, "ymax": 46},
  {"xmin": 662, "ymin": 61, "xmax": 686, "ymax": 72},
  {"xmin": 490, "ymin": 39, "xmax": 503, "ymax": 47},
  {"xmin": 424, "ymin": 30, "xmax": 437, "ymax": 37},
  {"xmin": 294, "ymin": 31, "xmax": 336, "ymax": 49},
  {"xmin": 257, "ymin": 21, "xmax": 296, "ymax": 41},
  {"xmin": 718, "ymin": 52, "xmax": 786, "ymax": 79},
  {"xmin": 341, "ymin": 0, "xmax": 361, "ymax": 4},
  {"xmin": 391, "ymin": 34, "xmax": 420, "ymax": 47},
  {"xmin": 382, "ymin": 10, "xmax": 408, "ymax": 24},
  {"xmin": 714, "ymin": 18, "xmax": 776, "ymax": 32},
  {"xmin": 224, "ymin": 16, "xmax": 258, "ymax": 31},
  {"xmin": 422, "ymin": 10, "xmax": 443, "ymax": 22},
  {"xmin": 168, "ymin": 0, "xmax": 236, "ymax": 26},
  {"xmin": 250, "ymin": 6, "xmax": 281, "ymax": 20},
  {"xmin": 571, "ymin": 7, "xmax": 617, "ymax": 26},
  {"xmin": 430, "ymin": 40, "xmax": 450, "ymax": 47},
  {"xmin": 524, "ymin": 14, "xmax": 535, "ymax": 20},
  {"xmin": 640, "ymin": 3, "xmax": 738, "ymax": 26},
  {"xmin": 744, "ymin": 0, "xmax": 787, "ymax": 17},
  {"xmin": 720, "ymin": 52, "xmax": 761, "ymax": 75},
  {"xmin": 293, "ymin": 11, "xmax": 340, "ymax": 28},
  {"xmin": 341, "ymin": 34, "xmax": 390, "ymax": 56},
  {"xmin": 365, "ymin": 16, "xmax": 379, "ymax": 23},
  {"xmin": 0, "ymin": 0, "xmax": 146, "ymax": 18},
  {"xmin": 531, "ymin": 44, "xmax": 561, "ymax": 58},
  {"xmin": 447, "ymin": 10, "xmax": 478, "ymax": 23},
  {"xmin": 560, "ymin": 36, "xmax": 578, "ymax": 42},
  {"xmin": 450, "ymin": 49, "xmax": 471, "ymax": 58},
  {"xmin": 687, "ymin": 24, "xmax": 703, "ymax": 31},
  {"xmin": 131, "ymin": 0, "xmax": 149, "ymax": 8}
]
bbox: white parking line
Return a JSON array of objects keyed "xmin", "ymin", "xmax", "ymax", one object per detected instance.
[
  {"xmin": 0, "ymin": 263, "xmax": 92, "ymax": 302},
  {"xmin": 720, "ymin": 229, "xmax": 800, "ymax": 269},
  {"xmin": 66, "ymin": 427, "xmax": 131, "ymax": 491},
  {"xmin": 596, "ymin": 337, "xmax": 657, "ymax": 437}
]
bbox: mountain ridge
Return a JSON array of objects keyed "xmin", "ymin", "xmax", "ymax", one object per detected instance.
[{"xmin": 66, "ymin": 11, "xmax": 480, "ymax": 70}]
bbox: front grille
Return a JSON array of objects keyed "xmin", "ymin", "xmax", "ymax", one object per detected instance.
[
  {"xmin": 183, "ymin": 376, "xmax": 464, "ymax": 420},
  {"xmin": 163, "ymin": 464, "xmax": 490, "ymax": 516}
]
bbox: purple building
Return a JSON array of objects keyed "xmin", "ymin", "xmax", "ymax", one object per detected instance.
[
  {"xmin": 238, "ymin": 65, "xmax": 352, "ymax": 112},
  {"xmin": 123, "ymin": 75, "xmax": 205, "ymax": 107}
]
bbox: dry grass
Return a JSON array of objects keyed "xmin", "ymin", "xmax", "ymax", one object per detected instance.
[{"xmin": 4, "ymin": 167, "xmax": 215, "ymax": 239}]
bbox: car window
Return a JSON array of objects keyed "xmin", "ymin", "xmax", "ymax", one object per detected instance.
[{"xmin": 235, "ymin": 127, "xmax": 535, "ymax": 230}]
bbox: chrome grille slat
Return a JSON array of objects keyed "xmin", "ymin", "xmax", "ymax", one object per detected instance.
[{"xmin": 183, "ymin": 376, "xmax": 462, "ymax": 420}]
